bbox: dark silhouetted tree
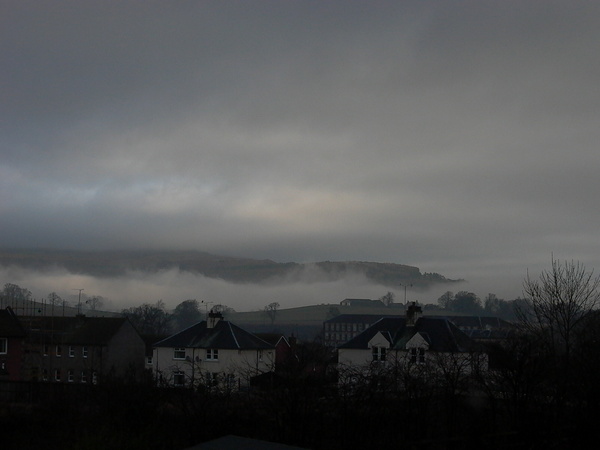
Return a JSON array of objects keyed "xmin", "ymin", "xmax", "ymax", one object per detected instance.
[
  {"xmin": 263, "ymin": 302, "xmax": 280, "ymax": 326},
  {"xmin": 2, "ymin": 283, "xmax": 32, "ymax": 303},
  {"xmin": 437, "ymin": 291, "xmax": 453, "ymax": 310},
  {"xmin": 517, "ymin": 258, "xmax": 600, "ymax": 407},
  {"xmin": 171, "ymin": 299, "xmax": 203, "ymax": 332},
  {"xmin": 379, "ymin": 291, "xmax": 395, "ymax": 307},
  {"xmin": 85, "ymin": 295, "xmax": 104, "ymax": 311},
  {"xmin": 451, "ymin": 291, "xmax": 482, "ymax": 314},
  {"xmin": 211, "ymin": 304, "xmax": 235, "ymax": 316},
  {"xmin": 122, "ymin": 300, "xmax": 172, "ymax": 336},
  {"xmin": 46, "ymin": 292, "xmax": 64, "ymax": 305}
]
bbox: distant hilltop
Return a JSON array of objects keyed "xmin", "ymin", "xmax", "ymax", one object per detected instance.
[{"xmin": 0, "ymin": 249, "xmax": 462, "ymax": 289}]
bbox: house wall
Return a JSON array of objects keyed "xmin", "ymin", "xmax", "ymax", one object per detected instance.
[
  {"xmin": 25, "ymin": 342, "xmax": 104, "ymax": 383},
  {"xmin": 20, "ymin": 321, "xmax": 145, "ymax": 384},
  {"xmin": 153, "ymin": 346, "xmax": 275, "ymax": 388},
  {"xmin": 338, "ymin": 348, "xmax": 375, "ymax": 367},
  {"xmin": 0, "ymin": 336, "xmax": 24, "ymax": 381},
  {"xmin": 338, "ymin": 348, "xmax": 486, "ymax": 374},
  {"xmin": 104, "ymin": 321, "xmax": 146, "ymax": 380}
]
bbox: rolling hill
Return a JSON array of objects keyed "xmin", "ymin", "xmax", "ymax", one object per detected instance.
[{"xmin": 0, "ymin": 248, "xmax": 461, "ymax": 289}]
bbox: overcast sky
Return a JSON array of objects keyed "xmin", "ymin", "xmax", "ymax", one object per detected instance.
[{"xmin": 2, "ymin": 1, "xmax": 600, "ymax": 305}]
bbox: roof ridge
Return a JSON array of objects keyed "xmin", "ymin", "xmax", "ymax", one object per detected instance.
[{"xmin": 228, "ymin": 321, "xmax": 241, "ymax": 349}]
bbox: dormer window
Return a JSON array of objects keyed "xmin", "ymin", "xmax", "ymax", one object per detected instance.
[{"xmin": 372, "ymin": 346, "xmax": 387, "ymax": 362}]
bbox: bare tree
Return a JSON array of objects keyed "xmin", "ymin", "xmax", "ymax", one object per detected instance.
[
  {"xmin": 85, "ymin": 295, "xmax": 104, "ymax": 311},
  {"xmin": 379, "ymin": 291, "xmax": 395, "ymax": 307},
  {"xmin": 46, "ymin": 292, "xmax": 64, "ymax": 306},
  {"xmin": 2, "ymin": 283, "xmax": 32, "ymax": 303},
  {"xmin": 211, "ymin": 304, "xmax": 236, "ymax": 316},
  {"xmin": 517, "ymin": 257, "xmax": 600, "ymax": 406},
  {"xmin": 263, "ymin": 302, "xmax": 280, "ymax": 326},
  {"xmin": 122, "ymin": 300, "xmax": 172, "ymax": 336}
]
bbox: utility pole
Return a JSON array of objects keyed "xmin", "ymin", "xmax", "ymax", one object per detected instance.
[
  {"xmin": 399, "ymin": 283, "xmax": 412, "ymax": 307},
  {"xmin": 73, "ymin": 289, "xmax": 84, "ymax": 315}
]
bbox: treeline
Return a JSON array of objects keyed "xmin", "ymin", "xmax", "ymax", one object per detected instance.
[
  {"xmin": 431, "ymin": 290, "xmax": 525, "ymax": 321},
  {"xmin": 0, "ymin": 283, "xmax": 233, "ymax": 336}
]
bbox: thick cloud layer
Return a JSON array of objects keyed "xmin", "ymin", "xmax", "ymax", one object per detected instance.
[{"xmin": 3, "ymin": 1, "xmax": 600, "ymax": 302}]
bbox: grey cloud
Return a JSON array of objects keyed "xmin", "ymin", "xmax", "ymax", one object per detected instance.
[{"xmin": 2, "ymin": 1, "xmax": 600, "ymax": 304}]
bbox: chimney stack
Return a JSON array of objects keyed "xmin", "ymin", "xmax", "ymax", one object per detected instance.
[
  {"xmin": 207, "ymin": 310, "xmax": 223, "ymax": 329},
  {"xmin": 406, "ymin": 302, "xmax": 422, "ymax": 326}
]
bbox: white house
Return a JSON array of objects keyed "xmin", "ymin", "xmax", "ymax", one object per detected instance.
[
  {"xmin": 153, "ymin": 311, "xmax": 275, "ymax": 390},
  {"xmin": 337, "ymin": 303, "xmax": 486, "ymax": 376}
]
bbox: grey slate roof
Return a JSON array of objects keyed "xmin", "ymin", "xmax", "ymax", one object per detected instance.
[
  {"xmin": 154, "ymin": 320, "xmax": 274, "ymax": 350},
  {"xmin": 324, "ymin": 313, "xmax": 391, "ymax": 324},
  {"xmin": 17, "ymin": 315, "xmax": 131, "ymax": 345},
  {"xmin": 338, "ymin": 316, "xmax": 481, "ymax": 353}
]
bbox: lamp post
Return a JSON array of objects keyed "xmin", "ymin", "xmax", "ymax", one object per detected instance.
[{"xmin": 399, "ymin": 283, "xmax": 412, "ymax": 307}]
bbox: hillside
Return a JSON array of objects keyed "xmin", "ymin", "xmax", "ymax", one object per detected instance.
[{"xmin": 0, "ymin": 248, "xmax": 461, "ymax": 289}]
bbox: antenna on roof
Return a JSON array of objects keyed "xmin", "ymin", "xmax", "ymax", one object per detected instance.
[{"xmin": 201, "ymin": 300, "xmax": 213, "ymax": 315}]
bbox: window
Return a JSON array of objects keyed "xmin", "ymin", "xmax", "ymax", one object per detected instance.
[
  {"xmin": 42, "ymin": 369, "xmax": 48, "ymax": 381},
  {"xmin": 55, "ymin": 345, "xmax": 62, "ymax": 357},
  {"xmin": 173, "ymin": 371, "xmax": 185, "ymax": 387},
  {"xmin": 67, "ymin": 370, "xmax": 74, "ymax": 382},
  {"xmin": 81, "ymin": 371, "xmax": 87, "ymax": 383},
  {"xmin": 43, "ymin": 344, "xmax": 49, "ymax": 356},
  {"xmin": 82, "ymin": 346, "xmax": 88, "ymax": 358},
  {"xmin": 146, "ymin": 356, "xmax": 153, "ymax": 365},
  {"xmin": 54, "ymin": 369, "xmax": 61, "ymax": 382},
  {"xmin": 173, "ymin": 348, "xmax": 186, "ymax": 360},
  {"xmin": 410, "ymin": 348, "xmax": 425, "ymax": 364},
  {"xmin": 0, "ymin": 338, "xmax": 7, "ymax": 354},
  {"xmin": 206, "ymin": 348, "xmax": 218, "ymax": 361},
  {"xmin": 372, "ymin": 346, "xmax": 387, "ymax": 362},
  {"xmin": 92, "ymin": 372, "xmax": 98, "ymax": 385},
  {"xmin": 69, "ymin": 346, "xmax": 75, "ymax": 357}
]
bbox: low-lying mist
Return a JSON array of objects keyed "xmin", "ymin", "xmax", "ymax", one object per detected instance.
[{"xmin": 0, "ymin": 264, "xmax": 454, "ymax": 313}]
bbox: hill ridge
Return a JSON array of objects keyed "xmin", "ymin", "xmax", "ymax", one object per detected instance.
[{"xmin": 0, "ymin": 248, "xmax": 461, "ymax": 289}]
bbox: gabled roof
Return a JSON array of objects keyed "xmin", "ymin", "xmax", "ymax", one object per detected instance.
[
  {"xmin": 254, "ymin": 333, "xmax": 290, "ymax": 347},
  {"xmin": 154, "ymin": 320, "xmax": 274, "ymax": 350},
  {"xmin": 430, "ymin": 315, "xmax": 513, "ymax": 330},
  {"xmin": 338, "ymin": 317, "xmax": 480, "ymax": 353},
  {"xmin": 0, "ymin": 307, "xmax": 26, "ymax": 337}
]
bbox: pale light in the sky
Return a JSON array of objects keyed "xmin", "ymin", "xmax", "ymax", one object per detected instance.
[{"xmin": 2, "ymin": 1, "xmax": 600, "ymax": 305}]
